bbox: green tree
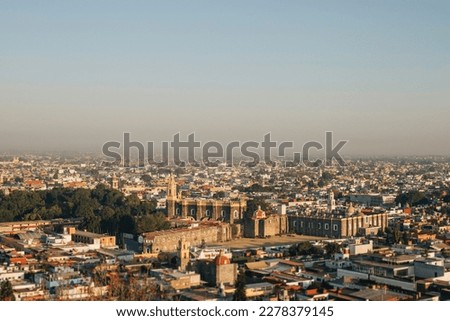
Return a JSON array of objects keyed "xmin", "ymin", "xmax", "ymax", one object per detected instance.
[
  {"xmin": 246, "ymin": 197, "xmax": 269, "ymax": 217},
  {"xmin": 324, "ymin": 242, "xmax": 341, "ymax": 256},
  {"xmin": 321, "ymin": 172, "xmax": 333, "ymax": 181},
  {"xmin": 402, "ymin": 231, "xmax": 411, "ymax": 245},
  {"xmin": 0, "ymin": 208, "xmax": 14, "ymax": 222},
  {"xmin": 118, "ymin": 214, "xmax": 137, "ymax": 234},
  {"xmin": 443, "ymin": 193, "xmax": 450, "ymax": 203},
  {"xmin": 213, "ymin": 191, "xmax": 227, "ymax": 199},
  {"xmin": 126, "ymin": 194, "xmax": 141, "ymax": 208},
  {"xmin": 391, "ymin": 226, "xmax": 402, "ymax": 244},
  {"xmin": 141, "ymin": 174, "xmax": 152, "ymax": 185},
  {"xmin": 136, "ymin": 212, "xmax": 170, "ymax": 234},
  {"xmin": 0, "ymin": 280, "xmax": 15, "ymax": 301},
  {"xmin": 395, "ymin": 191, "xmax": 431, "ymax": 207},
  {"xmin": 0, "ymin": 186, "xmax": 166, "ymax": 237},
  {"xmin": 233, "ymin": 270, "xmax": 247, "ymax": 301},
  {"xmin": 289, "ymin": 241, "xmax": 321, "ymax": 256}
]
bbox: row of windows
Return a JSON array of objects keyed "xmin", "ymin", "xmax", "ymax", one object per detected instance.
[
  {"xmin": 294, "ymin": 221, "xmax": 338, "ymax": 231},
  {"xmin": 175, "ymin": 208, "xmax": 240, "ymax": 218}
]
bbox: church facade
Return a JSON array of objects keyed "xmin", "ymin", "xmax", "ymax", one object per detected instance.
[
  {"xmin": 288, "ymin": 203, "xmax": 388, "ymax": 239},
  {"xmin": 166, "ymin": 175, "xmax": 247, "ymax": 224},
  {"xmin": 243, "ymin": 206, "xmax": 288, "ymax": 238}
]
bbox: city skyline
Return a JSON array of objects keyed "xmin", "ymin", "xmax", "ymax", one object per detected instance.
[
  {"xmin": 1, "ymin": 0, "xmax": 450, "ymax": 155},
  {"xmin": 1, "ymin": 152, "xmax": 450, "ymax": 302}
]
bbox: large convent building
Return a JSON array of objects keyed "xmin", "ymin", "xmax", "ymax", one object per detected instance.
[
  {"xmin": 140, "ymin": 178, "xmax": 389, "ymax": 256},
  {"xmin": 166, "ymin": 175, "xmax": 247, "ymax": 224},
  {"xmin": 288, "ymin": 201, "xmax": 388, "ymax": 238}
]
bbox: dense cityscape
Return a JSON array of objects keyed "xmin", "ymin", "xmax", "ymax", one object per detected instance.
[
  {"xmin": 1, "ymin": 155, "xmax": 450, "ymax": 301},
  {"xmin": 1, "ymin": 2, "xmax": 449, "ymax": 314}
]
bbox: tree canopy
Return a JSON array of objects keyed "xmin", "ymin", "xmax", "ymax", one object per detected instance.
[
  {"xmin": 233, "ymin": 269, "xmax": 247, "ymax": 301},
  {"xmin": 0, "ymin": 185, "xmax": 168, "ymax": 236},
  {"xmin": 246, "ymin": 197, "xmax": 270, "ymax": 217},
  {"xmin": 289, "ymin": 241, "xmax": 322, "ymax": 256},
  {"xmin": 324, "ymin": 242, "xmax": 342, "ymax": 256},
  {"xmin": 395, "ymin": 191, "xmax": 431, "ymax": 207},
  {"xmin": 0, "ymin": 280, "xmax": 15, "ymax": 301}
]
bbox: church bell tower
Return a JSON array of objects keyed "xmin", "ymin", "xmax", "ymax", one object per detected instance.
[{"xmin": 167, "ymin": 174, "xmax": 178, "ymax": 218}]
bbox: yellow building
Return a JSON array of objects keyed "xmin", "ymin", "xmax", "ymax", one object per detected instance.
[{"xmin": 71, "ymin": 230, "xmax": 116, "ymax": 248}]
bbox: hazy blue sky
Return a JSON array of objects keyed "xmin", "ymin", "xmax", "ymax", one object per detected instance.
[{"xmin": 1, "ymin": 0, "xmax": 449, "ymax": 155}]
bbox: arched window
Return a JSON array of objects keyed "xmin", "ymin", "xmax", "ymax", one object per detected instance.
[
  {"xmin": 206, "ymin": 210, "xmax": 211, "ymax": 217},
  {"xmin": 233, "ymin": 210, "xmax": 239, "ymax": 219}
]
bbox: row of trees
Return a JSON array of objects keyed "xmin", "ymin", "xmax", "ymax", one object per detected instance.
[
  {"xmin": 395, "ymin": 191, "xmax": 432, "ymax": 207},
  {"xmin": 289, "ymin": 241, "xmax": 341, "ymax": 257},
  {"xmin": 0, "ymin": 185, "xmax": 169, "ymax": 235},
  {"xmin": 394, "ymin": 189, "xmax": 450, "ymax": 207}
]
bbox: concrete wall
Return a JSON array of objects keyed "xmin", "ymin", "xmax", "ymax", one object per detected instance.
[
  {"xmin": 349, "ymin": 242, "xmax": 373, "ymax": 255},
  {"xmin": 414, "ymin": 261, "xmax": 445, "ymax": 279},
  {"xmin": 143, "ymin": 224, "xmax": 231, "ymax": 253}
]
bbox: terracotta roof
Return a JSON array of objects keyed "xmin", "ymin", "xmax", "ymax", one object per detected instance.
[{"xmin": 214, "ymin": 253, "xmax": 231, "ymax": 265}]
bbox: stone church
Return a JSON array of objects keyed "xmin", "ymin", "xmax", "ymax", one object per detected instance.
[
  {"xmin": 243, "ymin": 205, "xmax": 288, "ymax": 238},
  {"xmin": 166, "ymin": 175, "xmax": 247, "ymax": 224}
]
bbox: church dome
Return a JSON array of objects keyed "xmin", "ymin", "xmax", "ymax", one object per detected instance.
[{"xmin": 214, "ymin": 251, "xmax": 230, "ymax": 265}]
